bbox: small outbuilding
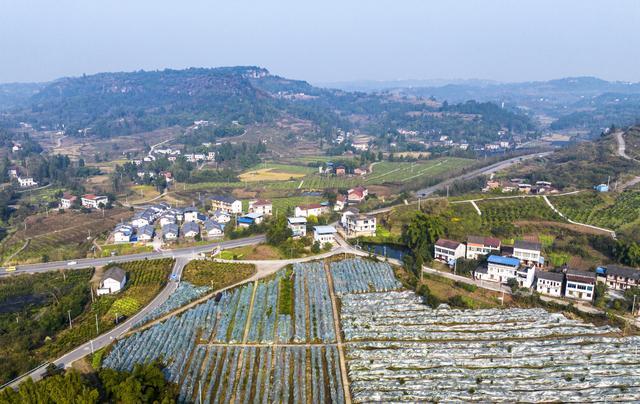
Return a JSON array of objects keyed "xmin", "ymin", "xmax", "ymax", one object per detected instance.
[{"xmin": 97, "ymin": 267, "xmax": 127, "ymax": 296}]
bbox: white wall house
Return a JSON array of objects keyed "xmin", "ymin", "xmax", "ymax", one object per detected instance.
[
  {"xmin": 97, "ymin": 267, "xmax": 127, "ymax": 296},
  {"xmin": 211, "ymin": 209, "xmax": 231, "ymax": 224},
  {"xmin": 343, "ymin": 214, "xmax": 376, "ymax": 238},
  {"xmin": 287, "ymin": 217, "xmax": 307, "ymax": 238},
  {"xmin": 516, "ymin": 266, "xmax": 536, "ymax": 288},
  {"xmin": 183, "ymin": 207, "xmax": 200, "ymax": 223},
  {"xmin": 313, "ymin": 225, "xmax": 337, "ymax": 245},
  {"xmin": 210, "ymin": 195, "xmax": 242, "ymax": 214},
  {"xmin": 565, "ymin": 269, "xmax": 595, "ymax": 301},
  {"xmin": 466, "ymin": 236, "xmax": 501, "ymax": 260},
  {"xmin": 513, "ymin": 240, "xmax": 542, "ymax": 267},
  {"xmin": 434, "ymin": 239, "xmax": 466, "ymax": 263},
  {"xmin": 59, "ymin": 194, "xmax": 77, "ymax": 209},
  {"xmin": 17, "ymin": 177, "xmax": 38, "ymax": 188},
  {"xmin": 295, "ymin": 204, "xmax": 327, "ymax": 218},
  {"xmin": 475, "ymin": 255, "xmax": 521, "ymax": 284},
  {"xmin": 162, "ymin": 223, "xmax": 179, "ymax": 240},
  {"xmin": 113, "ymin": 224, "xmax": 133, "ymax": 243},
  {"xmin": 249, "ymin": 199, "xmax": 273, "ymax": 216},
  {"xmin": 536, "ymin": 271, "xmax": 564, "ymax": 297},
  {"xmin": 81, "ymin": 194, "xmax": 108, "ymax": 209},
  {"xmin": 204, "ymin": 220, "xmax": 224, "ymax": 238}
]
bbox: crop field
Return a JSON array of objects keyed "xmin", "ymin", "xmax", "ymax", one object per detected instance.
[
  {"xmin": 342, "ymin": 290, "xmax": 640, "ymax": 402},
  {"xmin": 102, "ymin": 257, "xmax": 638, "ymax": 402},
  {"xmin": 182, "ymin": 157, "xmax": 473, "ymax": 192},
  {"xmin": 0, "ymin": 208, "xmax": 133, "ymax": 264},
  {"xmin": 103, "ymin": 260, "xmax": 351, "ymax": 402},
  {"xmin": 550, "ymin": 191, "xmax": 640, "ymax": 230},
  {"xmin": 239, "ymin": 163, "xmax": 315, "ymax": 182}
]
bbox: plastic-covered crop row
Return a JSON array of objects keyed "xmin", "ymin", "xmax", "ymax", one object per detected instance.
[
  {"xmin": 293, "ymin": 262, "xmax": 336, "ymax": 342},
  {"xmin": 341, "ymin": 290, "xmax": 640, "ymax": 402},
  {"xmin": 247, "ymin": 275, "xmax": 279, "ymax": 343},
  {"xmin": 330, "ymin": 258, "xmax": 401, "ymax": 295},
  {"xmin": 340, "ymin": 290, "xmax": 617, "ymax": 341},
  {"xmin": 133, "ymin": 281, "xmax": 210, "ymax": 328}
]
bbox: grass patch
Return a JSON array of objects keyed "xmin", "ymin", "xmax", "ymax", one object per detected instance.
[
  {"xmin": 182, "ymin": 260, "xmax": 256, "ymax": 289},
  {"xmin": 278, "ymin": 268, "xmax": 294, "ymax": 316}
]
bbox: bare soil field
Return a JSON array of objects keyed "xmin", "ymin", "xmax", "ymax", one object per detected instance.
[{"xmin": 0, "ymin": 208, "xmax": 132, "ymax": 264}]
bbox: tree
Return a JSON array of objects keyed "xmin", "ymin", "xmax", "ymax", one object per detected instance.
[
  {"xmin": 401, "ymin": 211, "xmax": 444, "ymax": 262},
  {"xmin": 266, "ymin": 215, "xmax": 292, "ymax": 246}
]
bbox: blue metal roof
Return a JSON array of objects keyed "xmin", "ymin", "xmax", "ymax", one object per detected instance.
[{"xmin": 488, "ymin": 255, "xmax": 520, "ymax": 267}]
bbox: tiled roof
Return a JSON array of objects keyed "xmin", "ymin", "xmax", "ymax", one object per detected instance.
[{"xmin": 435, "ymin": 239, "xmax": 462, "ymax": 250}]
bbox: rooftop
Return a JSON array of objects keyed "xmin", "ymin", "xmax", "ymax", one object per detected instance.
[
  {"xmin": 435, "ymin": 239, "xmax": 462, "ymax": 250},
  {"xmin": 566, "ymin": 269, "xmax": 595, "ymax": 283},
  {"xmin": 288, "ymin": 217, "xmax": 307, "ymax": 224},
  {"xmin": 514, "ymin": 240, "xmax": 542, "ymax": 251},
  {"xmin": 488, "ymin": 255, "xmax": 520, "ymax": 267},
  {"xmin": 103, "ymin": 266, "xmax": 126, "ymax": 283},
  {"xmin": 467, "ymin": 235, "xmax": 501, "ymax": 248},
  {"xmin": 536, "ymin": 271, "xmax": 565, "ymax": 282},
  {"xmin": 314, "ymin": 225, "xmax": 337, "ymax": 234},
  {"xmin": 605, "ymin": 265, "xmax": 640, "ymax": 280}
]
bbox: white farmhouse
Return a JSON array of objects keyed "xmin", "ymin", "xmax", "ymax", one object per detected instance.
[
  {"xmin": 536, "ymin": 271, "xmax": 564, "ymax": 297},
  {"xmin": 313, "ymin": 225, "xmax": 337, "ymax": 245},
  {"xmin": 433, "ymin": 239, "xmax": 466, "ymax": 263},
  {"xmin": 474, "ymin": 255, "xmax": 520, "ymax": 284},
  {"xmin": 513, "ymin": 240, "xmax": 542, "ymax": 267},
  {"xmin": 17, "ymin": 177, "xmax": 38, "ymax": 188},
  {"xmin": 81, "ymin": 194, "xmax": 108, "ymax": 209},
  {"xmin": 97, "ymin": 267, "xmax": 127, "ymax": 296},
  {"xmin": 287, "ymin": 217, "xmax": 307, "ymax": 238},
  {"xmin": 343, "ymin": 214, "xmax": 376, "ymax": 238},
  {"xmin": 113, "ymin": 224, "xmax": 133, "ymax": 243},
  {"xmin": 565, "ymin": 269, "xmax": 595, "ymax": 301}
]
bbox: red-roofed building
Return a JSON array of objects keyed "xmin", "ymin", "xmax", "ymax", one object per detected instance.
[
  {"xmin": 81, "ymin": 194, "xmax": 108, "ymax": 209},
  {"xmin": 249, "ymin": 199, "xmax": 273, "ymax": 216},
  {"xmin": 466, "ymin": 235, "xmax": 502, "ymax": 260},
  {"xmin": 347, "ymin": 186, "xmax": 368, "ymax": 203},
  {"xmin": 59, "ymin": 193, "xmax": 78, "ymax": 209}
]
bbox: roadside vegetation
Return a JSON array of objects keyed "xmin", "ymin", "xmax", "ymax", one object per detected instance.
[
  {"xmin": 0, "ymin": 361, "xmax": 176, "ymax": 403},
  {"xmin": 0, "ymin": 258, "xmax": 172, "ymax": 385}
]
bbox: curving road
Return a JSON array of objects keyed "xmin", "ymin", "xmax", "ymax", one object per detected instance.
[{"xmin": 2, "ymin": 236, "xmax": 265, "ymax": 389}]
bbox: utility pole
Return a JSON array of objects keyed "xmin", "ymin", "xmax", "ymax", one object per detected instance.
[
  {"xmin": 95, "ymin": 313, "xmax": 99, "ymax": 335},
  {"xmin": 90, "ymin": 339, "xmax": 94, "ymax": 354},
  {"xmin": 632, "ymin": 295, "xmax": 638, "ymax": 317},
  {"xmin": 68, "ymin": 310, "xmax": 72, "ymax": 329}
]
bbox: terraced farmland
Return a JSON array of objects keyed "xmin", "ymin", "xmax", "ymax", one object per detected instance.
[
  {"xmin": 551, "ymin": 190, "xmax": 640, "ymax": 230},
  {"xmin": 102, "ymin": 258, "xmax": 640, "ymax": 402}
]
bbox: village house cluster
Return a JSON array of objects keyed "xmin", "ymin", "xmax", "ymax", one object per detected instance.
[
  {"xmin": 482, "ymin": 177, "xmax": 558, "ymax": 194},
  {"xmin": 287, "ymin": 185, "xmax": 375, "ymax": 245},
  {"xmin": 109, "ymin": 195, "xmax": 279, "ymax": 245},
  {"xmin": 434, "ymin": 235, "xmax": 629, "ymax": 302},
  {"xmin": 318, "ymin": 161, "xmax": 369, "ymax": 177}
]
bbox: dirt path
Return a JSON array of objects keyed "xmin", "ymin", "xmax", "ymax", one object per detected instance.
[
  {"xmin": 543, "ymin": 195, "xmax": 616, "ymax": 238},
  {"xmin": 324, "ymin": 261, "xmax": 353, "ymax": 404}
]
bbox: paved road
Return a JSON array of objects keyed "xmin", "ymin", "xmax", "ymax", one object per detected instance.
[
  {"xmin": 0, "ymin": 235, "xmax": 265, "ymax": 276},
  {"xmin": 368, "ymin": 151, "xmax": 552, "ymax": 215},
  {"xmin": 415, "ymin": 152, "xmax": 552, "ymax": 198}
]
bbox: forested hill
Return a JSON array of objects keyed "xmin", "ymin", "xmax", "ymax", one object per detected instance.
[{"xmin": 1, "ymin": 66, "xmax": 535, "ymax": 142}]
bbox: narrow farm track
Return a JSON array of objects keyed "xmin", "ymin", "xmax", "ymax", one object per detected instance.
[
  {"xmin": 543, "ymin": 195, "xmax": 617, "ymax": 238},
  {"xmin": 325, "ymin": 261, "xmax": 353, "ymax": 404}
]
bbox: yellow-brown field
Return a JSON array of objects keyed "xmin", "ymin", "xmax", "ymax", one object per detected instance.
[{"xmin": 239, "ymin": 168, "xmax": 306, "ymax": 182}]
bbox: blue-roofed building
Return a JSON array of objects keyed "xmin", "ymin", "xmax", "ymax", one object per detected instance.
[
  {"xmin": 238, "ymin": 212, "xmax": 264, "ymax": 228},
  {"xmin": 594, "ymin": 183, "xmax": 609, "ymax": 193},
  {"xmin": 475, "ymin": 255, "xmax": 521, "ymax": 284}
]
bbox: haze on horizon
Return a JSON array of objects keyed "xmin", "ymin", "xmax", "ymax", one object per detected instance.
[{"xmin": 0, "ymin": 0, "xmax": 638, "ymax": 85}]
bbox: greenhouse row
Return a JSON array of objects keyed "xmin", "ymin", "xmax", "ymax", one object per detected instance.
[{"xmin": 330, "ymin": 258, "xmax": 402, "ymax": 295}]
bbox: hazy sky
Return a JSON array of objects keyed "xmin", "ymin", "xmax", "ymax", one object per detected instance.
[{"xmin": 1, "ymin": 0, "xmax": 638, "ymax": 84}]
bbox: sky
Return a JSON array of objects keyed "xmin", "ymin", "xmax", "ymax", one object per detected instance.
[{"xmin": 0, "ymin": 0, "xmax": 639, "ymax": 84}]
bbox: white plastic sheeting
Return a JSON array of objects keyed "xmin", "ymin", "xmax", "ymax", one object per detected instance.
[{"xmin": 342, "ymin": 290, "xmax": 640, "ymax": 402}]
